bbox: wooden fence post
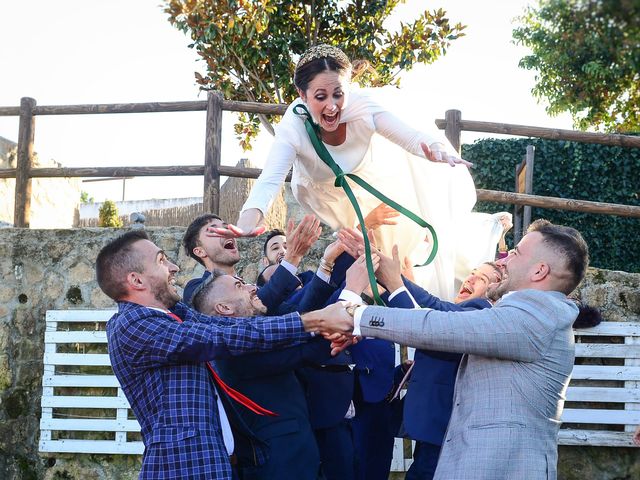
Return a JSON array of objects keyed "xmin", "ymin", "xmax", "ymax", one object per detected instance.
[
  {"xmin": 444, "ymin": 109, "xmax": 462, "ymax": 153},
  {"xmin": 15, "ymin": 97, "xmax": 36, "ymax": 227},
  {"xmin": 203, "ymin": 91, "xmax": 223, "ymax": 214}
]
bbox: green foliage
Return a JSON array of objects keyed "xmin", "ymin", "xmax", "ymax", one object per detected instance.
[
  {"xmin": 463, "ymin": 138, "xmax": 640, "ymax": 273},
  {"xmin": 164, "ymin": 0, "xmax": 465, "ymax": 149},
  {"xmin": 513, "ymin": 0, "xmax": 640, "ymax": 132},
  {"xmin": 98, "ymin": 200, "xmax": 123, "ymax": 228},
  {"xmin": 80, "ymin": 191, "xmax": 94, "ymax": 205}
]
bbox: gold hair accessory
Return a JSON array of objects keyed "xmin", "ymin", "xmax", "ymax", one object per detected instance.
[{"xmin": 297, "ymin": 44, "xmax": 351, "ymax": 69}]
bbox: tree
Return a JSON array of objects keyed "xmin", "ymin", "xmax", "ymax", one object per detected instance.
[
  {"xmin": 513, "ymin": 0, "xmax": 640, "ymax": 133},
  {"xmin": 164, "ymin": 0, "xmax": 465, "ymax": 149},
  {"xmin": 98, "ymin": 200, "xmax": 123, "ymax": 228},
  {"xmin": 80, "ymin": 191, "xmax": 94, "ymax": 205}
]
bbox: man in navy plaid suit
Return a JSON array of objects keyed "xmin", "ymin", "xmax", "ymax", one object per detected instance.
[{"xmin": 97, "ymin": 230, "xmax": 336, "ymax": 480}]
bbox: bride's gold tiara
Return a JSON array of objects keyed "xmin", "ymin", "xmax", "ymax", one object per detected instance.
[{"xmin": 297, "ymin": 44, "xmax": 351, "ymax": 69}]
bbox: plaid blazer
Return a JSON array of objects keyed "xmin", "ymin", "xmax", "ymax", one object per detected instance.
[
  {"xmin": 106, "ymin": 301, "xmax": 309, "ymax": 480},
  {"xmin": 361, "ymin": 290, "xmax": 577, "ymax": 480}
]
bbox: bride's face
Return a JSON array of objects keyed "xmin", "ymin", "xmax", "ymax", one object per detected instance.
[{"xmin": 300, "ymin": 71, "xmax": 350, "ymax": 132}]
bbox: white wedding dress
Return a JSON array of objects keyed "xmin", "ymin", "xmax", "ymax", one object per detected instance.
[{"xmin": 242, "ymin": 89, "xmax": 504, "ymax": 300}]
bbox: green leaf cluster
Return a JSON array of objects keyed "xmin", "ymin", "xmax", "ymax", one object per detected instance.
[
  {"xmin": 513, "ymin": 0, "xmax": 640, "ymax": 132},
  {"xmin": 98, "ymin": 200, "xmax": 123, "ymax": 228},
  {"xmin": 463, "ymin": 137, "xmax": 640, "ymax": 273},
  {"xmin": 163, "ymin": 0, "xmax": 465, "ymax": 149}
]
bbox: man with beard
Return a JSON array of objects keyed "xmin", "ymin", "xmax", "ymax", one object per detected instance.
[
  {"xmin": 182, "ymin": 214, "xmax": 321, "ymax": 310},
  {"xmin": 308, "ymin": 221, "xmax": 589, "ymax": 480},
  {"xmin": 191, "ymin": 270, "xmax": 330, "ymax": 480},
  {"xmin": 191, "ymin": 253, "xmax": 379, "ymax": 480},
  {"xmin": 97, "ymin": 231, "xmax": 343, "ymax": 480}
]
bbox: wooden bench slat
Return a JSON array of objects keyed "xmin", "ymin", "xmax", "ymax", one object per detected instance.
[
  {"xmin": 566, "ymin": 386, "xmax": 640, "ymax": 403},
  {"xmin": 44, "ymin": 353, "xmax": 111, "ymax": 366},
  {"xmin": 41, "ymin": 395, "xmax": 130, "ymax": 409},
  {"xmin": 570, "ymin": 365, "xmax": 640, "ymax": 380},
  {"xmin": 39, "ymin": 439, "xmax": 144, "ymax": 454},
  {"xmin": 46, "ymin": 310, "xmax": 115, "ymax": 322},
  {"xmin": 574, "ymin": 322, "xmax": 640, "ymax": 336},
  {"xmin": 40, "ymin": 418, "xmax": 140, "ymax": 432},
  {"xmin": 558, "ymin": 430, "xmax": 635, "ymax": 447},
  {"xmin": 45, "ymin": 331, "xmax": 107, "ymax": 344},
  {"xmin": 574, "ymin": 343, "xmax": 640, "ymax": 358},
  {"xmin": 43, "ymin": 374, "xmax": 121, "ymax": 387},
  {"xmin": 562, "ymin": 408, "xmax": 640, "ymax": 424}
]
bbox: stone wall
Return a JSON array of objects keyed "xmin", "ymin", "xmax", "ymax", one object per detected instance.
[{"xmin": 0, "ymin": 228, "xmax": 639, "ymax": 479}]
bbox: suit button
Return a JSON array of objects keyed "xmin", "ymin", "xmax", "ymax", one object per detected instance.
[{"xmin": 345, "ymin": 350, "xmax": 350, "ymax": 355}]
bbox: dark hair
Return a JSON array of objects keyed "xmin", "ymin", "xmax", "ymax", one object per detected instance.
[
  {"xmin": 572, "ymin": 301, "xmax": 603, "ymax": 329},
  {"xmin": 294, "ymin": 56, "xmax": 352, "ymax": 92},
  {"xmin": 191, "ymin": 269, "xmax": 226, "ymax": 314},
  {"xmin": 529, "ymin": 222, "xmax": 590, "ymax": 294},
  {"xmin": 263, "ymin": 229, "xmax": 285, "ymax": 256},
  {"xmin": 96, "ymin": 230, "xmax": 149, "ymax": 301},
  {"xmin": 482, "ymin": 261, "xmax": 503, "ymax": 282},
  {"xmin": 182, "ymin": 214, "xmax": 222, "ymax": 266}
]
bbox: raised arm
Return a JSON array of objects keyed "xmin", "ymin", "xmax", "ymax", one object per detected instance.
[{"xmin": 359, "ymin": 291, "xmax": 577, "ymax": 362}]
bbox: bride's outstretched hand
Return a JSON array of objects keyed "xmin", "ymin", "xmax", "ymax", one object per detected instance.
[
  {"xmin": 208, "ymin": 224, "xmax": 266, "ymax": 238},
  {"xmin": 421, "ymin": 142, "xmax": 473, "ymax": 168}
]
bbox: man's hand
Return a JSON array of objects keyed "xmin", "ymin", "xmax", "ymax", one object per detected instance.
[
  {"xmin": 402, "ymin": 256, "xmax": 415, "ymax": 282},
  {"xmin": 322, "ymin": 239, "xmax": 345, "ymax": 265},
  {"xmin": 301, "ymin": 301, "xmax": 355, "ymax": 337},
  {"xmin": 345, "ymin": 253, "xmax": 379, "ymax": 295},
  {"xmin": 363, "ymin": 203, "xmax": 400, "ymax": 231},
  {"xmin": 376, "ymin": 245, "xmax": 403, "ymax": 292},
  {"xmin": 284, "ymin": 215, "xmax": 322, "ymax": 266},
  {"xmin": 634, "ymin": 424, "xmax": 640, "ymax": 446},
  {"xmin": 337, "ymin": 227, "xmax": 377, "ymax": 258},
  {"xmin": 421, "ymin": 142, "xmax": 473, "ymax": 168}
]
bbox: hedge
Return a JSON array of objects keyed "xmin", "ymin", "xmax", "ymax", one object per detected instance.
[{"xmin": 463, "ymin": 138, "xmax": 640, "ymax": 273}]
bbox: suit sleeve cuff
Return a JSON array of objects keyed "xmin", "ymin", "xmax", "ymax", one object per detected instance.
[
  {"xmin": 280, "ymin": 259, "xmax": 298, "ymax": 276},
  {"xmin": 352, "ymin": 306, "xmax": 366, "ymax": 336},
  {"xmin": 338, "ymin": 289, "xmax": 363, "ymax": 305},
  {"xmin": 315, "ymin": 269, "xmax": 331, "ymax": 284}
]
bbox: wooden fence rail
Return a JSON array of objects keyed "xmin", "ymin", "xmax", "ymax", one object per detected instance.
[{"xmin": 1, "ymin": 95, "xmax": 639, "ymax": 227}]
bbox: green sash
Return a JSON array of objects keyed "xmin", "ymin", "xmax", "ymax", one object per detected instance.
[{"xmin": 293, "ymin": 103, "xmax": 438, "ymax": 305}]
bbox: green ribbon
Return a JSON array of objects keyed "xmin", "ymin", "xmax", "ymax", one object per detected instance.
[{"xmin": 293, "ymin": 104, "xmax": 438, "ymax": 306}]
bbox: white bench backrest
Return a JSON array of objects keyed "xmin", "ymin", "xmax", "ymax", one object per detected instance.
[{"xmin": 39, "ymin": 310, "xmax": 143, "ymax": 454}]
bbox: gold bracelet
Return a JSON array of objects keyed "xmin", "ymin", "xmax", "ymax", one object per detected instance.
[{"xmin": 319, "ymin": 258, "xmax": 334, "ymax": 272}]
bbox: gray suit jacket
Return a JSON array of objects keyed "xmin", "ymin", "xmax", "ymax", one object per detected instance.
[{"xmin": 360, "ymin": 289, "xmax": 578, "ymax": 480}]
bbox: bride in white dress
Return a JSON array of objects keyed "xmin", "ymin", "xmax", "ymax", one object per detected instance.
[{"xmin": 219, "ymin": 44, "xmax": 504, "ymax": 300}]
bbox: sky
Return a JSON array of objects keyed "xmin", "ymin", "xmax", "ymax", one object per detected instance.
[{"xmin": 0, "ymin": 0, "xmax": 574, "ymax": 203}]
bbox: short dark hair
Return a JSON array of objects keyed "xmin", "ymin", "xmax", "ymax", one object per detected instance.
[
  {"xmin": 263, "ymin": 229, "xmax": 285, "ymax": 256},
  {"xmin": 294, "ymin": 56, "xmax": 352, "ymax": 92},
  {"xmin": 482, "ymin": 261, "xmax": 503, "ymax": 282},
  {"xmin": 182, "ymin": 214, "xmax": 222, "ymax": 266},
  {"xmin": 96, "ymin": 230, "xmax": 149, "ymax": 301},
  {"xmin": 529, "ymin": 222, "xmax": 590, "ymax": 294},
  {"xmin": 191, "ymin": 269, "xmax": 226, "ymax": 314}
]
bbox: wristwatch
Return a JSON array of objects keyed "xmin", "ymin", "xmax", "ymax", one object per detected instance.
[{"xmin": 345, "ymin": 303, "xmax": 360, "ymax": 318}]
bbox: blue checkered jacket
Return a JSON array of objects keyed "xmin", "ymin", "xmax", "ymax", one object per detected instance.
[{"xmin": 106, "ymin": 301, "xmax": 309, "ymax": 480}]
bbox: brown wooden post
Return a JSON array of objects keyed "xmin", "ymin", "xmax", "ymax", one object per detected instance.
[
  {"xmin": 14, "ymin": 97, "xmax": 37, "ymax": 227},
  {"xmin": 444, "ymin": 109, "xmax": 462, "ymax": 153},
  {"xmin": 203, "ymin": 91, "xmax": 223, "ymax": 214}
]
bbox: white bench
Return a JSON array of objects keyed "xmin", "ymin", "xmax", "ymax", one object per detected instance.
[
  {"xmin": 39, "ymin": 309, "xmax": 143, "ymax": 454},
  {"xmin": 40, "ymin": 311, "xmax": 640, "ymax": 458}
]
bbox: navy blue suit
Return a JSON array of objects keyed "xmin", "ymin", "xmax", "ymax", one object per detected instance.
[
  {"xmin": 183, "ymin": 263, "xmax": 302, "ymax": 314},
  {"xmin": 215, "ymin": 337, "xmax": 333, "ymax": 479},
  {"xmin": 350, "ymin": 290, "xmax": 414, "ymax": 480},
  {"xmin": 395, "ymin": 278, "xmax": 491, "ymax": 480}
]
